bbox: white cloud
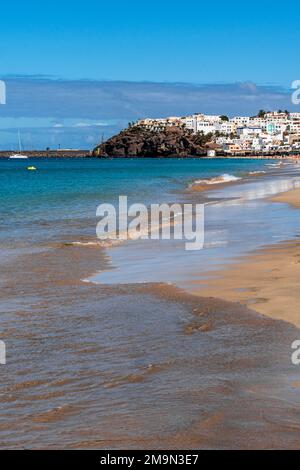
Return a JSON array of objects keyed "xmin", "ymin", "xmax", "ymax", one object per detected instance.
[{"xmin": 0, "ymin": 76, "xmax": 298, "ymax": 149}]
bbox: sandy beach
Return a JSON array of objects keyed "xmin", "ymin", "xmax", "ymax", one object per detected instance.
[
  {"xmin": 271, "ymin": 187, "xmax": 300, "ymax": 208},
  {"xmin": 190, "ymin": 187, "xmax": 300, "ymax": 328}
]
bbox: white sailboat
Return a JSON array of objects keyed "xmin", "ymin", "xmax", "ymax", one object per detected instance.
[{"xmin": 9, "ymin": 131, "xmax": 28, "ymax": 159}]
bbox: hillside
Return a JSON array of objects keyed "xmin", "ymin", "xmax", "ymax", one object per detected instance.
[{"xmin": 93, "ymin": 125, "xmax": 216, "ymax": 157}]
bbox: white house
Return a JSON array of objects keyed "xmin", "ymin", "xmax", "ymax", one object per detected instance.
[
  {"xmin": 288, "ymin": 122, "xmax": 300, "ymax": 134},
  {"xmin": 196, "ymin": 121, "xmax": 216, "ymax": 134},
  {"xmin": 217, "ymin": 122, "xmax": 235, "ymax": 134},
  {"xmin": 252, "ymin": 137, "xmax": 261, "ymax": 151},
  {"xmin": 265, "ymin": 111, "xmax": 288, "ymax": 121},
  {"xmin": 204, "ymin": 115, "xmax": 222, "ymax": 124},
  {"xmin": 230, "ymin": 116, "xmax": 250, "ymax": 127},
  {"xmin": 181, "ymin": 116, "xmax": 197, "ymax": 132},
  {"xmin": 237, "ymin": 126, "xmax": 262, "ymax": 136},
  {"xmin": 290, "ymin": 112, "xmax": 300, "ymax": 120}
]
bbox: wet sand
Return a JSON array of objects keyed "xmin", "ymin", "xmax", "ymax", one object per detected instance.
[
  {"xmin": 271, "ymin": 187, "xmax": 300, "ymax": 208},
  {"xmin": 190, "ymin": 188, "xmax": 300, "ymax": 328}
]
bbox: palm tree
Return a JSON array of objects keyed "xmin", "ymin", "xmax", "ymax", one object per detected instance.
[{"xmin": 258, "ymin": 109, "xmax": 266, "ymax": 118}]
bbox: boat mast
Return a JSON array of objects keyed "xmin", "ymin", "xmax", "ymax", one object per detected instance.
[{"xmin": 18, "ymin": 130, "xmax": 22, "ymax": 154}]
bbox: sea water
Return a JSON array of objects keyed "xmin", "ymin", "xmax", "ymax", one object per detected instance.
[{"xmin": 1, "ymin": 157, "xmax": 300, "ymax": 449}]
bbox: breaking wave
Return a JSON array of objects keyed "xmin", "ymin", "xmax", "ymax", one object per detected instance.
[
  {"xmin": 190, "ymin": 173, "xmax": 241, "ymax": 188},
  {"xmin": 248, "ymin": 170, "xmax": 266, "ymax": 175}
]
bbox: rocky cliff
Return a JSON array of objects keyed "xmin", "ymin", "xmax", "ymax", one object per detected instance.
[{"xmin": 93, "ymin": 125, "xmax": 216, "ymax": 157}]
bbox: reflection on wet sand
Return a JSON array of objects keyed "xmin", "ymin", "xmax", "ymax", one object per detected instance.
[{"xmin": 0, "ymin": 241, "xmax": 300, "ymax": 449}]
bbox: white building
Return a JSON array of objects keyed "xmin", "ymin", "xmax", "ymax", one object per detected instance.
[
  {"xmin": 264, "ymin": 111, "xmax": 288, "ymax": 121},
  {"xmin": 230, "ymin": 116, "xmax": 250, "ymax": 127},
  {"xmin": 217, "ymin": 122, "xmax": 235, "ymax": 134},
  {"xmin": 196, "ymin": 121, "xmax": 216, "ymax": 134},
  {"xmin": 181, "ymin": 116, "xmax": 196, "ymax": 132},
  {"xmin": 249, "ymin": 117, "xmax": 267, "ymax": 130},
  {"xmin": 252, "ymin": 137, "xmax": 261, "ymax": 151},
  {"xmin": 237, "ymin": 126, "xmax": 262, "ymax": 136},
  {"xmin": 266, "ymin": 122, "xmax": 286, "ymax": 135},
  {"xmin": 290, "ymin": 112, "xmax": 300, "ymax": 120},
  {"xmin": 203, "ymin": 115, "xmax": 222, "ymax": 124}
]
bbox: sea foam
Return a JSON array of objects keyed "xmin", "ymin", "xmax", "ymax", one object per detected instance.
[{"xmin": 192, "ymin": 173, "xmax": 241, "ymax": 186}]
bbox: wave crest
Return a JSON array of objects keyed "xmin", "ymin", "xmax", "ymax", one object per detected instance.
[{"xmin": 190, "ymin": 173, "xmax": 241, "ymax": 189}]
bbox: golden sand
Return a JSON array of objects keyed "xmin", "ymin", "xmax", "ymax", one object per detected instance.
[
  {"xmin": 270, "ymin": 187, "xmax": 300, "ymax": 208},
  {"xmin": 191, "ymin": 188, "xmax": 300, "ymax": 328}
]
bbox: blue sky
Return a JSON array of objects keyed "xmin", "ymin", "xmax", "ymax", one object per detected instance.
[{"xmin": 0, "ymin": 0, "xmax": 300, "ymax": 148}]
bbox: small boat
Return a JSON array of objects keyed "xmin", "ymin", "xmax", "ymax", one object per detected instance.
[
  {"xmin": 27, "ymin": 166, "xmax": 36, "ymax": 171},
  {"xmin": 9, "ymin": 153, "xmax": 28, "ymax": 159},
  {"xmin": 9, "ymin": 131, "xmax": 28, "ymax": 159}
]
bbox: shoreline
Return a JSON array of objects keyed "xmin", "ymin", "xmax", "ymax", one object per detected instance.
[
  {"xmin": 188, "ymin": 186, "xmax": 300, "ymax": 328},
  {"xmin": 270, "ymin": 187, "xmax": 300, "ymax": 208},
  {"xmin": 92, "ymin": 160, "xmax": 300, "ymax": 288},
  {"xmin": 0, "ymin": 154, "xmax": 299, "ymax": 160}
]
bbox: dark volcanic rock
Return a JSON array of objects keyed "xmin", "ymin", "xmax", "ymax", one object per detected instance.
[{"xmin": 93, "ymin": 126, "xmax": 214, "ymax": 157}]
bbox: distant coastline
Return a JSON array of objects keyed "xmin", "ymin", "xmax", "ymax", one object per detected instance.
[
  {"xmin": 1, "ymin": 151, "xmax": 299, "ymax": 159},
  {"xmin": 0, "ymin": 149, "xmax": 91, "ymax": 158}
]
